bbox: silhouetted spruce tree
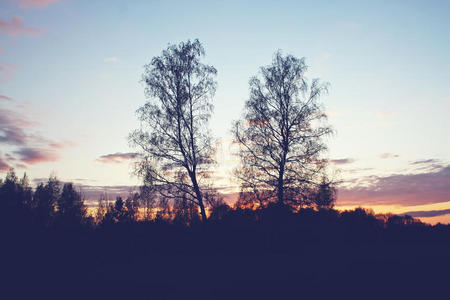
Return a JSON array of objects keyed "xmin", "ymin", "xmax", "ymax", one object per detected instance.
[
  {"xmin": 56, "ymin": 183, "xmax": 86, "ymax": 226},
  {"xmin": 311, "ymin": 177, "xmax": 337, "ymax": 209},
  {"xmin": 0, "ymin": 169, "xmax": 19, "ymax": 209},
  {"xmin": 233, "ymin": 51, "xmax": 332, "ymax": 208},
  {"xmin": 112, "ymin": 196, "xmax": 126, "ymax": 223},
  {"xmin": 19, "ymin": 173, "xmax": 32, "ymax": 209},
  {"xmin": 0, "ymin": 169, "xmax": 32, "ymax": 226},
  {"xmin": 32, "ymin": 176, "xmax": 60, "ymax": 226},
  {"xmin": 130, "ymin": 39, "xmax": 217, "ymax": 222}
]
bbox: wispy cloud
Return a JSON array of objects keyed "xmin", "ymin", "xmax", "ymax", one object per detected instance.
[
  {"xmin": 0, "ymin": 95, "xmax": 13, "ymax": 102},
  {"xmin": 0, "ymin": 156, "xmax": 11, "ymax": 171},
  {"xmin": 409, "ymin": 158, "xmax": 443, "ymax": 173},
  {"xmin": 410, "ymin": 159, "xmax": 439, "ymax": 165},
  {"xmin": 13, "ymin": 147, "xmax": 59, "ymax": 164},
  {"xmin": 96, "ymin": 152, "xmax": 139, "ymax": 164},
  {"xmin": 0, "ymin": 107, "xmax": 31, "ymax": 145},
  {"xmin": 401, "ymin": 208, "xmax": 450, "ymax": 218},
  {"xmin": 104, "ymin": 57, "xmax": 119, "ymax": 63},
  {"xmin": 0, "ymin": 64, "xmax": 19, "ymax": 82},
  {"xmin": 0, "ymin": 104, "xmax": 70, "ymax": 169},
  {"xmin": 0, "ymin": 17, "xmax": 42, "ymax": 37},
  {"xmin": 338, "ymin": 165, "xmax": 450, "ymax": 206},
  {"xmin": 58, "ymin": 184, "xmax": 139, "ymax": 203},
  {"xmin": 330, "ymin": 158, "xmax": 355, "ymax": 165},
  {"xmin": 342, "ymin": 167, "xmax": 375, "ymax": 174},
  {"xmin": 16, "ymin": 0, "xmax": 60, "ymax": 9},
  {"xmin": 379, "ymin": 153, "xmax": 399, "ymax": 159}
]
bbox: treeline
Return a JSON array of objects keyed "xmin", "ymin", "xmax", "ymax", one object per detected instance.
[
  {"xmin": 1, "ymin": 168, "xmax": 448, "ymax": 241},
  {"xmin": 0, "ymin": 169, "xmax": 88, "ymax": 230}
]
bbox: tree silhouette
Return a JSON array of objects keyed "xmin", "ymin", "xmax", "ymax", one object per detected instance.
[
  {"xmin": 233, "ymin": 51, "xmax": 332, "ymax": 207},
  {"xmin": 140, "ymin": 184, "xmax": 156, "ymax": 221},
  {"xmin": 32, "ymin": 175, "xmax": 60, "ymax": 226},
  {"xmin": 56, "ymin": 183, "xmax": 86, "ymax": 226},
  {"xmin": 311, "ymin": 177, "xmax": 336, "ymax": 209},
  {"xmin": 0, "ymin": 169, "xmax": 20, "ymax": 208},
  {"xmin": 130, "ymin": 39, "xmax": 217, "ymax": 222},
  {"xmin": 124, "ymin": 193, "xmax": 139, "ymax": 223},
  {"xmin": 95, "ymin": 192, "xmax": 107, "ymax": 224}
]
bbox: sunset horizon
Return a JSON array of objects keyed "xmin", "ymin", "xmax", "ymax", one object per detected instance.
[{"xmin": 1, "ymin": 0, "xmax": 449, "ymax": 224}]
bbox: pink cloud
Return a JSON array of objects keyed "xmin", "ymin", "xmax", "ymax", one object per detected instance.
[
  {"xmin": 0, "ymin": 106, "xmax": 69, "ymax": 166},
  {"xmin": 337, "ymin": 165, "xmax": 450, "ymax": 207},
  {"xmin": 13, "ymin": 147, "xmax": 59, "ymax": 164},
  {"xmin": 96, "ymin": 152, "xmax": 139, "ymax": 164},
  {"xmin": 379, "ymin": 153, "xmax": 399, "ymax": 159},
  {"xmin": 0, "ymin": 17, "xmax": 42, "ymax": 37},
  {"xmin": 49, "ymin": 141, "xmax": 73, "ymax": 149},
  {"xmin": 0, "ymin": 64, "xmax": 19, "ymax": 82},
  {"xmin": 330, "ymin": 158, "xmax": 355, "ymax": 165},
  {"xmin": 0, "ymin": 95, "xmax": 14, "ymax": 102},
  {"xmin": 14, "ymin": 163, "xmax": 27, "ymax": 169},
  {"xmin": 0, "ymin": 108, "xmax": 30, "ymax": 145},
  {"xmin": 0, "ymin": 157, "xmax": 11, "ymax": 171},
  {"xmin": 16, "ymin": 0, "xmax": 60, "ymax": 9}
]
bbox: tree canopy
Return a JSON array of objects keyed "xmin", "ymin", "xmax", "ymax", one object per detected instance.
[
  {"xmin": 233, "ymin": 51, "xmax": 333, "ymax": 208},
  {"xmin": 129, "ymin": 39, "xmax": 217, "ymax": 222}
]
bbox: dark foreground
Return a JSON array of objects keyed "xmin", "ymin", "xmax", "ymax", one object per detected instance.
[{"xmin": 3, "ymin": 207, "xmax": 450, "ymax": 299}]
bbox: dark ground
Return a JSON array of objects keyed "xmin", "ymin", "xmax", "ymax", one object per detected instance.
[{"xmin": 3, "ymin": 215, "xmax": 450, "ymax": 300}]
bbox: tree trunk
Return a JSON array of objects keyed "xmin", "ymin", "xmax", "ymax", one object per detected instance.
[
  {"xmin": 198, "ymin": 196, "xmax": 207, "ymax": 223},
  {"xmin": 277, "ymin": 168, "xmax": 284, "ymax": 206},
  {"xmin": 190, "ymin": 172, "xmax": 208, "ymax": 222}
]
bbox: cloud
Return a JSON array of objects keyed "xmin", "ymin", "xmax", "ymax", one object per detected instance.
[
  {"xmin": 0, "ymin": 107, "xmax": 36, "ymax": 145},
  {"xmin": 96, "ymin": 152, "xmax": 139, "ymax": 164},
  {"xmin": 409, "ymin": 158, "xmax": 444, "ymax": 172},
  {"xmin": 0, "ymin": 46, "xmax": 5, "ymax": 53},
  {"xmin": 0, "ymin": 64, "xmax": 19, "ymax": 82},
  {"xmin": 338, "ymin": 165, "xmax": 450, "ymax": 207},
  {"xmin": 0, "ymin": 17, "xmax": 42, "ymax": 37},
  {"xmin": 0, "ymin": 114, "xmax": 28, "ymax": 145},
  {"xmin": 32, "ymin": 177, "xmax": 48, "ymax": 184},
  {"xmin": 0, "ymin": 104, "xmax": 69, "ymax": 166},
  {"xmin": 342, "ymin": 167, "xmax": 375, "ymax": 174},
  {"xmin": 379, "ymin": 153, "xmax": 399, "ymax": 159},
  {"xmin": 0, "ymin": 157, "xmax": 11, "ymax": 171},
  {"xmin": 16, "ymin": 0, "xmax": 60, "ymax": 8},
  {"xmin": 48, "ymin": 141, "xmax": 74, "ymax": 149},
  {"xmin": 0, "ymin": 95, "xmax": 13, "ymax": 102},
  {"xmin": 401, "ymin": 209, "xmax": 450, "ymax": 218},
  {"xmin": 13, "ymin": 147, "xmax": 59, "ymax": 164},
  {"xmin": 104, "ymin": 57, "xmax": 119, "ymax": 63},
  {"xmin": 330, "ymin": 158, "xmax": 355, "ymax": 165},
  {"xmin": 411, "ymin": 159, "xmax": 439, "ymax": 165},
  {"xmin": 71, "ymin": 184, "xmax": 139, "ymax": 203}
]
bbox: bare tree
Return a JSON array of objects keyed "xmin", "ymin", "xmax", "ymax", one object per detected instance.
[
  {"xmin": 129, "ymin": 39, "xmax": 217, "ymax": 222},
  {"xmin": 233, "ymin": 51, "xmax": 332, "ymax": 207}
]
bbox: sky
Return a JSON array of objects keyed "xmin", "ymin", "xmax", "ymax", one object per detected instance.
[{"xmin": 1, "ymin": 0, "xmax": 449, "ymax": 223}]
